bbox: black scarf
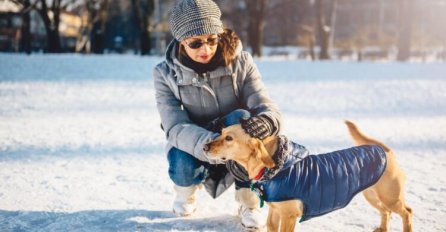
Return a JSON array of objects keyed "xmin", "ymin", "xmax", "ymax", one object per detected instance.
[{"xmin": 179, "ymin": 45, "xmax": 225, "ymax": 74}]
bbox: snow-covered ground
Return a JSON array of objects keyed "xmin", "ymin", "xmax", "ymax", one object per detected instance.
[{"xmin": 0, "ymin": 53, "xmax": 445, "ymax": 231}]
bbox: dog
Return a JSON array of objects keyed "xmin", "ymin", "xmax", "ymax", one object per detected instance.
[{"xmin": 205, "ymin": 120, "xmax": 412, "ymax": 232}]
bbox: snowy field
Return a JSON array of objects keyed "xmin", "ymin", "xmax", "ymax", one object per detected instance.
[{"xmin": 0, "ymin": 53, "xmax": 445, "ymax": 231}]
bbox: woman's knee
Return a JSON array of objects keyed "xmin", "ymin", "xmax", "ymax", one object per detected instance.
[{"xmin": 167, "ymin": 147, "xmax": 207, "ymax": 186}]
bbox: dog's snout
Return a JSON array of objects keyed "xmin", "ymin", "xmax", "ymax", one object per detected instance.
[{"xmin": 203, "ymin": 143, "xmax": 210, "ymax": 152}]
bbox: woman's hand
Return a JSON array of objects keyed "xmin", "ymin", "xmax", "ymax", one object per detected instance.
[{"xmin": 240, "ymin": 115, "xmax": 273, "ymax": 140}]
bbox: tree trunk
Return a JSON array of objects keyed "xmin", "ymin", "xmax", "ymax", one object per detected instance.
[
  {"xmin": 47, "ymin": 29, "xmax": 61, "ymax": 52},
  {"xmin": 37, "ymin": 0, "xmax": 61, "ymax": 53},
  {"xmin": 328, "ymin": 0, "xmax": 337, "ymax": 51},
  {"xmin": 141, "ymin": 0, "xmax": 154, "ymax": 55},
  {"xmin": 140, "ymin": 30, "xmax": 150, "ymax": 55},
  {"xmin": 309, "ymin": 34, "xmax": 316, "ymax": 61},
  {"xmin": 296, "ymin": 0, "xmax": 316, "ymax": 61},
  {"xmin": 397, "ymin": 0, "xmax": 413, "ymax": 61},
  {"xmin": 19, "ymin": 0, "xmax": 32, "ymax": 54},
  {"xmin": 91, "ymin": 0, "xmax": 109, "ymax": 54},
  {"xmin": 91, "ymin": 23, "xmax": 104, "ymax": 54},
  {"xmin": 245, "ymin": 0, "xmax": 267, "ymax": 57},
  {"xmin": 75, "ymin": 1, "xmax": 92, "ymax": 54},
  {"xmin": 132, "ymin": 0, "xmax": 154, "ymax": 55},
  {"xmin": 316, "ymin": 0, "xmax": 336, "ymax": 60}
]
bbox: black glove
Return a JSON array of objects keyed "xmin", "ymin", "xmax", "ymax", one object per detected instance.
[{"xmin": 240, "ymin": 115, "xmax": 274, "ymax": 140}]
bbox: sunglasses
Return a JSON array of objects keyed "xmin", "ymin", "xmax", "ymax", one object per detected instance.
[{"xmin": 185, "ymin": 37, "xmax": 220, "ymax": 49}]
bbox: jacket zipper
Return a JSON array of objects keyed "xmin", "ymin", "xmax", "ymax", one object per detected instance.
[{"xmin": 201, "ymin": 73, "xmax": 221, "ymax": 115}]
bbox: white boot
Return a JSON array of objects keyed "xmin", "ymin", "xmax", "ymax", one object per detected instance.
[
  {"xmin": 236, "ymin": 188, "xmax": 266, "ymax": 231},
  {"xmin": 173, "ymin": 185, "xmax": 199, "ymax": 216}
]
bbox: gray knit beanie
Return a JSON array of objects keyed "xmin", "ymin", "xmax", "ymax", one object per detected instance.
[{"xmin": 169, "ymin": 0, "xmax": 224, "ymax": 41}]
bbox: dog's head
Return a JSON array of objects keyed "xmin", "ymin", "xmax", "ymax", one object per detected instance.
[{"xmin": 204, "ymin": 124, "xmax": 275, "ymax": 177}]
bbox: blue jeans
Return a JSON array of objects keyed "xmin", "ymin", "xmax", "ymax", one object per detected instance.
[{"xmin": 167, "ymin": 109, "xmax": 251, "ymax": 189}]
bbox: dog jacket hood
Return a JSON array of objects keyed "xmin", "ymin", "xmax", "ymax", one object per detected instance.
[{"xmin": 256, "ymin": 139, "xmax": 387, "ymax": 222}]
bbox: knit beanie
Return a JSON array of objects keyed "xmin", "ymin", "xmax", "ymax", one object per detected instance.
[{"xmin": 169, "ymin": 0, "xmax": 224, "ymax": 41}]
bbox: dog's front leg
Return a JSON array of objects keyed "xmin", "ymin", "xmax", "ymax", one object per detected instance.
[
  {"xmin": 269, "ymin": 200, "xmax": 303, "ymax": 232},
  {"xmin": 267, "ymin": 205, "xmax": 280, "ymax": 232}
]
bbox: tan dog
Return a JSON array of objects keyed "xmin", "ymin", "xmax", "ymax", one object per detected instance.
[{"xmin": 205, "ymin": 120, "xmax": 412, "ymax": 232}]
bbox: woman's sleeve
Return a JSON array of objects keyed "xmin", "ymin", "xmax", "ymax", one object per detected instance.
[
  {"xmin": 153, "ymin": 64, "xmax": 219, "ymax": 163},
  {"xmin": 238, "ymin": 52, "xmax": 282, "ymax": 135}
]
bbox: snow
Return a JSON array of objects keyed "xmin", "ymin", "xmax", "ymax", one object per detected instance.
[{"xmin": 1, "ymin": 53, "xmax": 446, "ymax": 231}]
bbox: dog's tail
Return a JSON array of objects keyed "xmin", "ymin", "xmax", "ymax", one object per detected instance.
[{"xmin": 344, "ymin": 120, "xmax": 391, "ymax": 152}]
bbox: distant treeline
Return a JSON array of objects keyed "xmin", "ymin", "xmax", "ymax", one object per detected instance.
[{"xmin": 1, "ymin": 0, "xmax": 445, "ymax": 61}]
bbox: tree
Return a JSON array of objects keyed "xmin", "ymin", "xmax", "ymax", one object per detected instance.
[
  {"xmin": 315, "ymin": 0, "xmax": 337, "ymax": 60},
  {"xmin": 245, "ymin": 0, "xmax": 267, "ymax": 57},
  {"xmin": 396, "ymin": 0, "xmax": 413, "ymax": 61},
  {"xmin": 19, "ymin": 0, "xmax": 32, "ymax": 54},
  {"xmin": 10, "ymin": 0, "xmax": 34, "ymax": 54},
  {"xmin": 91, "ymin": 0, "xmax": 109, "ymax": 54},
  {"xmin": 35, "ymin": 0, "xmax": 61, "ymax": 52},
  {"xmin": 26, "ymin": 0, "xmax": 79, "ymax": 53},
  {"xmin": 76, "ymin": 0, "xmax": 109, "ymax": 54},
  {"xmin": 296, "ymin": 0, "xmax": 316, "ymax": 60},
  {"xmin": 131, "ymin": 0, "xmax": 154, "ymax": 55}
]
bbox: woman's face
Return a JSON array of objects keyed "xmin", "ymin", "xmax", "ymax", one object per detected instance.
[{"xmin": 181, "ymin": 34, "xmax": 219, "ymax": 64}]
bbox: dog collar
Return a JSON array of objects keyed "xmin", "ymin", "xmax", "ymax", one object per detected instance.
[{"xmin": 253, "ymin": 167, "xmax": 266, "ymax": 181}]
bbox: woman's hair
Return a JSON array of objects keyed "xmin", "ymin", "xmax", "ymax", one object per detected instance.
[
  {"xmin": 178, "ymin": 28, "xmax": 240, "ymax": 67},
  {"xmin": 218, "ymin": 28, "xmax": 240, "ymax": 66}
]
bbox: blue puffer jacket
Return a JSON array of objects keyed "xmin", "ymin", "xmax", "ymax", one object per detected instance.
[{"xmin": 253, "ymin": 137, "xmax": 387, "ymax": 222}]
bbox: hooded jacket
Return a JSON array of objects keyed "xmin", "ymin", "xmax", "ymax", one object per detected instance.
[{"xmin": 153, "ymin": 40, "xmax": 282, "ymax": 163}]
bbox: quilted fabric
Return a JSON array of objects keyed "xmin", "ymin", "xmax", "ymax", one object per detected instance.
[{"xmin": 257, "ymin": 143, "xmax": 387, "ymax": 222}]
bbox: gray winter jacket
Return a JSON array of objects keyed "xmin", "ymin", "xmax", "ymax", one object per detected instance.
[{"xmin": 153, "ymin": 40, "xmax": 282, "ymax": 163}]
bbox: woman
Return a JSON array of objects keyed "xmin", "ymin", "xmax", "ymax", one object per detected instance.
[{"xmin": 153, "ymin": 0, "xmax": 281, "ymax": 229}]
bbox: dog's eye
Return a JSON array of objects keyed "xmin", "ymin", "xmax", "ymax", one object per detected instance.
[{"xmin": 225, "ymin": 135, "xmax": 233, "ymax": 141}]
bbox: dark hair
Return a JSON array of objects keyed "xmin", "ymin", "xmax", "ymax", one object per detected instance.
[{"xmin": 178, "ymin": 28, "xmax": 240, "ymax": 67}]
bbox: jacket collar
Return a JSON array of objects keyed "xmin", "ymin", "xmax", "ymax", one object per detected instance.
[
  {"xmin": 256, "ymin": 135, "xmax": 290, "ymax": 182},
  {"xmin": 257, "ymin": 135, "xmax": 308, "ymax": 182}
]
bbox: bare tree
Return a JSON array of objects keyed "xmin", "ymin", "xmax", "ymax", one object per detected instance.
[
  {"xmin": 315, "ymin": 0, "xmax": 337, "ymax": 60},
  {"xmin": 131, "ymin": 0, "xmax": 155, "ymax": 55},
  {"xmin": 396, "ymin": 0, "xmax": 413, "ymax": 61},
  {"xmin": 10, "ymin": 0, "xmax": 35, "ymax": 54},
  {"xmin": 19, "ymin": 0, "xmax": 32, "ymax": 54},
  {"xmin": 27, "ymin": 0, "xmax": 79, "ymax": 53},
  {"xmin": 91, "ymin": 0, "xmax": 109, "ymax": 54},
  {"xmin": 36, "ymin": 0, "xmax": 61, "ymax": 52},
  {"xmin": 245, "ymin": 0, "xmax": 267, "ymax": 57},
  {"xmin": 76, "ymin": 0, "xmax": 109, "ymax": 54},
  {"xmin": 296, "ymin": 0, "xmax": 316, "ymax": 60}
]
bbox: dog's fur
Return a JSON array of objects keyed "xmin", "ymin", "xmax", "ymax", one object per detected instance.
[{"xmin": 206, "ymin": 121, "xmax": 412, "ymax": 232}]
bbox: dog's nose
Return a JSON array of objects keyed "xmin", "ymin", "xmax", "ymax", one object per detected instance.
[{"xmin": 203, "ymin": 144, "xmax": 210, "ymax": 152}]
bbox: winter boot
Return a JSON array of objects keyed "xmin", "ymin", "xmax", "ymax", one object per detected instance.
[
  {"xmin": 173, "ymin": 185, "xmax": 199, "ymax": 216},
  {"xmin": 235, "ymin": 188, "xmax": 266, "ymax": 231}
]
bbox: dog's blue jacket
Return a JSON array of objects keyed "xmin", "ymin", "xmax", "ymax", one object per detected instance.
[{"xmin": 255, "ymin": 138, "xmax": 387, "ymax": 222}]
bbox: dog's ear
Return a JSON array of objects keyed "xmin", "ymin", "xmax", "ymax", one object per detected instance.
[{"xmin": 249, "ymin": 138, "xmax": 275, "ymax": 168}]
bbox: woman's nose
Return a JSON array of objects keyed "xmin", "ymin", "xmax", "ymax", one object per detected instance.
[{"xmin": 199, "ymin": 43, "xmax": 211, "ymax": 52}]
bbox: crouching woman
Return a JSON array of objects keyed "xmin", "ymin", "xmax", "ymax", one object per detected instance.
[{"xmin": 153, "ymin": 0, "xmax": 281, "ymax": 230}]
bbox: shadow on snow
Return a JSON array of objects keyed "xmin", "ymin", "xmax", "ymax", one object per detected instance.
[{"xmin": 0, "ymin": 209, "xmax": 243, "ymax": 232}]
